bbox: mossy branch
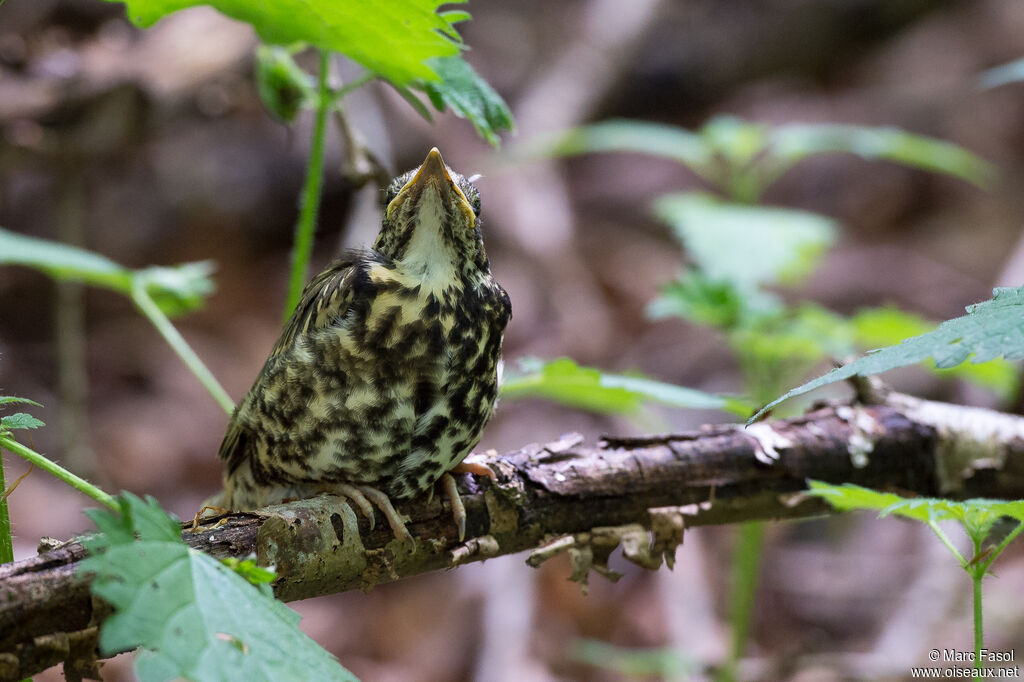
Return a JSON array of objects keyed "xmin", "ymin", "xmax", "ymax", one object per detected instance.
[{"xmin": 3, "ymin": 394, "xmax": 1024, "ymax": 678}]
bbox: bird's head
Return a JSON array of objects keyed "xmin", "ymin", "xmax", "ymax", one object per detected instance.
[{"xmin": 375, "ymin": 148, "xmax": 488, "ymax": 274}]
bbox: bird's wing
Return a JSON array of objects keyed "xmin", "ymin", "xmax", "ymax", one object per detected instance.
[
  {"xmin": 269, "ymin": 254, "xmax": 361, "ymax": 359},
  {"xmin": 218, "ymin": 254, "xmax": 362, "ymax": 473}
]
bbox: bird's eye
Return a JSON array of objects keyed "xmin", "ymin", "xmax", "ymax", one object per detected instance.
[
  {"xmin": 382, "ymin": 171, "xmax": 414, "ymax": 209},
  {"xmin": 462, "ymin": 183, "xmax": 481, "ymax": 216}
]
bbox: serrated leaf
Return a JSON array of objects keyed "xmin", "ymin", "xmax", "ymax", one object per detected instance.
[
  {"xmin": 0, "ymin": 413, "xmax": 45, "ymax": 431},
  {"xmin": 653, "ymin": 193, "xmax": 837, "ymax": 292},
  {"xmin": 501, "ymin": 357, "xmax": 748, "ymax": 416},
  {"xmin": 101, "ymin": 0, "xmax": 465, "ymax": 87},
  {"xmin": 851, "ymin": 307, "xmax": 1019, "ymax": 400},
  {"xmin": 0, "ymin": 228, "xmax": 216, "ymax": 316},
  {"xmin": 80, "ymin": 493, "xmax": 357, "ymax": 682},
  {"xmin": 807, "ymin": 481, "xmax": 1024, "ymax": 539},
  {"xmin": 752, "ymin": 287, "xmax": 1024, "ymax": 422},
  {"xmin": 522, "ymin": 119, "xmax": 713, "ymax": 179},
  {"xmin": 419, "ymin": 56, "xmax": 514, "ymax": 147},
  {"xmin": 647, "ymin": 270, "xmax": 785, "ymax": 327},
  {"xmin": 133, "ymin": 262, "xmax": 217, "ymax": 317},
  {"xmin": 768, "ymin": 124, "xmax": 995, "ymax": 188},
  {"xmin": 979, "ymin": 58, "xmax": 1024, "ymax": 90},
  {"xmin": 255, "ymin": 45, "xmax": 317, "ymax": 123},
  {"xmin": 0, "ymin": 396, "xmax": 43, "ymax": 408}
]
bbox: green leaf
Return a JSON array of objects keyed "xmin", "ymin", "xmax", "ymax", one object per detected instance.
[
  {"xmin": 419, "ymin": 56, "xmax": 514, "ymax": 147},
  {"xmin": 221, "ymin": 557, "xmax": 278, "ymax": 593},
  {"xmin": 851, "ymin": 307, "xmax": 1019, "ymax": 400},
  {"xmin": 647, "ymin": 271, "xmax": 756, "ymax": 328},
  {"xmin": 255, "ymin": 45, "xmax": 317, "ymax": 123},
  {"xmin": 653, "ymin": 193, "xmax": 837, "ymax": 292},
  {"xmin": 699, "ymin": 116, "xmax": 768, "ymax": 168},
  {"xmin": 768, "ymin": 124, "xmax": 995, "ymax": 188},
  {"xmin": 979, "ymin": 58, "xmax": 1024, "ymax": 89},
  {"xmin": 523, "ymin": 119, "xmax": 713, "ymax": 179},
  {"xmin": 0, "ymin": 226, "xmax": 134, "ymax": 291},
  {"xmin": 80, "ymin": 493, "xmax": 357, "ymax": 682},
  {"xmin": 0, "ymin": 227, "xmax": 215, "ymax": 316},
  {"xmin": 0, "ymin": 413, "xmax": 45, "ymax": 431},
  {"xmin": 101, "ymin": 0, "xmax": 465, "ymax": 87},
  {"xmin": 807, "ymin": 481, "xmax": 1024, "ymax": 539},
  {"xmin": 0, "ymin": 396, "xmax": 43, "ymax": 408},
  {"xmin": 600, "ymin": 372, "xmax": 753, "ymax": 417},
  {"xmin": 133, "ymin": 262, "xmax": 217, "ymax": 317},
  {"xmin": 501, "ymin": 357, "xmax": 750, "ymax": 416},
  {"xmin": 752, "ymin": 287, "xmax": 1024, "ymax": 421}
]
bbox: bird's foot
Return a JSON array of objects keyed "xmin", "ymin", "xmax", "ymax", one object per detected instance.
[
  {"xmin": 449, "ymin": 458, "xmax": 497, "ymax": 480},
  {"xmin": 440, "ymin": 473, "xmax": 467, "ymax": 542},
  {"xmin": 441, "ymin": 458, "xmax": 497, "ymax": 541},
  {"xmin": 189, "ymin": 505, "xmax": 230, "ymax": 531},
  {"xmin": 322, "ymin": 483, "xmax": 414, "ymax": 546}
]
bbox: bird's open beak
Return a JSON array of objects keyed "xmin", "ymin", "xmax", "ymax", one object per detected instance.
[{"xmin": 387, "ymin": 148, "xmax": 476, "ymax": 226}]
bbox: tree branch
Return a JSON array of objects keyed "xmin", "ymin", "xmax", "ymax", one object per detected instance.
[{"xmin": 3, "ymin": 394, "xmax": 1024, "ymax": 679}]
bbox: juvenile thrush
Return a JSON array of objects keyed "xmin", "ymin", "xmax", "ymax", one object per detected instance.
[{"xmin": 213, "ymin": 148, "xmax": 510, "ymax": 542}]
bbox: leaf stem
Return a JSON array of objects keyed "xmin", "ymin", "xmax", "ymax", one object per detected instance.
[
  {"xmin": 719, "ymin": 522, "xmax": 764, "ymax": 682},
  {"xmin": 980, "ymin": 520, "xmax": 1024, "ymax": 575},
  {"xmin": 0, "ymin": 435, "xmax": 117, "ymax": 511},
  {"xmin": 973, "ymin": 566, "xmax": 983, "ymax": 679},
  {"xmin": 0, "ymin": 458, "xmax": 12, "ymax": 563},
  {"xmin": 283, "ymin": 49, "xmax": 332, "ymax": 321},
  {"xmin": 131, "ymin": 281, "xmax": 235, "ymax": 415},
  {"xmin": 332, "ymin": 71, "xmax": 375, "ymax": 101}
]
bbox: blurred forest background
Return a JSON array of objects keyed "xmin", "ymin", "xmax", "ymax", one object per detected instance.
[{"xmin": 3, "ymin": 0, "xmax": 1024, "ymax": 680}]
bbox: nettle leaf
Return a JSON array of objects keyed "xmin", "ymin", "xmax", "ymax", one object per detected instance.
[
  {"xmin": 768, "ymin": 124, "xmax": 995, "ymax": 188},
  {"xmin": 851, "ymin": 307, "xmax": 1019, "ymax": 400},
  {"xmin": 654, "ymin": 193, "xmax": 837, "ymax": 292},
  {"xmin": 0, "ymin": 228, "xmax": 215, "ymax": 317},
  {"xmin": 101, "ymin": 0, "xmax": 465, "ymax": 87},
  {"xmin": 647, "ymin": 271, "xmax": 754, "ymax": 328},
  {"xmin": 133, "ymin": 262, "xmax": 217, "ymax": 317},
  {"xmin": 523, "ymin": 119, "xmax": 713, "ymax": 179},
  {"xmin": 0, "ymin": 396, "xmax": 43, "ymax": 408},
  {"xmin": 420, "ymin": 56, "xmax": 514, "ymax": 147},
  {"xmin": 255, "ymin": 45, "xmax": 317, "ymax": 123},
  {"xmin": 752, "ymin": 287, "xmax": 1024, "ymax": 422},
  {"xmin": 0, "ymin": 413, "xmax": 45, "ymax": 431},
  {"xmin": 501, "ymin": 357, "xmax": 749, "ymax": 416},
  {"xmin": 80, "ymin": 493, "xmax": 357, "ymax": 682},
  {"xmin": 807, "ymin": 481, "xmax": 1024, "ymax": 539}
]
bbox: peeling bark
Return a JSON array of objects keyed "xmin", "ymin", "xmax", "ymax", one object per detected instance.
[{"xmin": 3, "ymin": 397, "xmax": 1024, "ymax": 679}]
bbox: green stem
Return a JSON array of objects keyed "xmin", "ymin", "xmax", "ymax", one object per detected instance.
[
  {"xmin": 131, "ymin": 282, "xmax": 235, "ymax": 415},
  {"xmin": 332, "ymin": 71, "xmax": 374, "ymax": 101},
  {"xmin": 719, "ymin": 522, "xmax": 764, "ymax": 682},
  {"xmin": 973, "ymin": 568, "xmax": 983, "ymax": 679},
  {"xmin": 0, "ymin": 436, "xmax": 117, "ymax": 510},
  {"xmin": 283, "ymin": 49, "xmax": 332, "ymax": 321},
  {"xmin": 980, "ymin": 521, "xmax": 1024, "ymax": 575},
  {"xmin": 0, "ymin": 456, "xmax": 13, "ymax": 563}
]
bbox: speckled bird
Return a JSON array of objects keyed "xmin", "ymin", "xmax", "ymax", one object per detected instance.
[{"xmin": 212, "ymin": 148, "xmax": 510, "ymax": 542}]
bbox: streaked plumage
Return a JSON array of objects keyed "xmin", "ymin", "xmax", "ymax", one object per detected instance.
[{"xmin": 213, "ymin": 149, "xmax": 510, "ymax": 541}]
